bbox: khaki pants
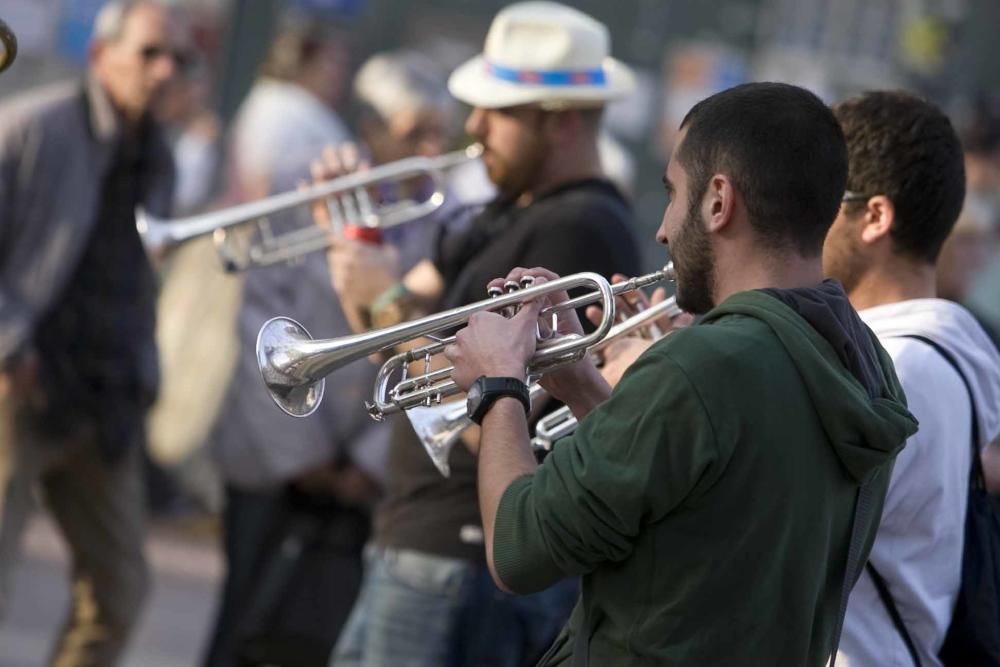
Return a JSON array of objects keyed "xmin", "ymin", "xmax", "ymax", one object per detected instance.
[{"xmin": 0, "ymin": 400, "xmax": 149, "ymax": 666}]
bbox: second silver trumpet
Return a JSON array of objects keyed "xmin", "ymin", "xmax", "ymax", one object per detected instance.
[
  {"xmin": 410, "ymin": 292, "xmax": 684, "ymax": 476},
  {"xmin": 531, "ymin": 295, "xmax": 684, "ymax": 454}
]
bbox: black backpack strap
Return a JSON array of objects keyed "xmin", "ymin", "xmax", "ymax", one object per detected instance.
[
  {"xmin": 866, "ymin": 561, "xmax": 922, "ymax": 665},
  {"xmin": 829, "ymin": 480, "xmax": 880, "ymax": 665},
  {"xmin": 860, "ymin": 333, "xmax": 982, "ymax": 666},
  {"xmin": 899, "ymin": 335, "xmax": 982, "ymax": 484}
]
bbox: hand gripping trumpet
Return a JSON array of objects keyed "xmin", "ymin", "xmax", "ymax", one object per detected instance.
[
  {"xmin": 136, "ymin": 143, "xmax": 483, "ymax": 271},
  {"xmin": 531, "ymin": 294, "xmax": 684, "ymax": 454},
  {"xmin": 256, "ymin": 264, "xmax": 676, "ymax": 429}
]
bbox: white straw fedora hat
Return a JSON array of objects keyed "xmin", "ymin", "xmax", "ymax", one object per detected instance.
[{"xmin": 448, "ymin": 1, "xmax": 635, "ymax": 110}]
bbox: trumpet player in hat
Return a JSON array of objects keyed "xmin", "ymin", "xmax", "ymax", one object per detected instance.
[{"xmin": 320, "ymin": 3, "xmax": 641, "ymax": 665}]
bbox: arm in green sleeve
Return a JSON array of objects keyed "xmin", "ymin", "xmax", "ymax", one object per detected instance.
[{"xmin": 491, "ymin": 347, "xmax": 720, "ymax": 593}]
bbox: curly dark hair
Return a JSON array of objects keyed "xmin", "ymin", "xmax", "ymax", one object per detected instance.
[
  {"xmin": 833, "ymin": 91, "xmax": 966, "ymax": 264},
  {"xmin": 677, "ymin": 82, "xmax": 848, "ymax": 258}
]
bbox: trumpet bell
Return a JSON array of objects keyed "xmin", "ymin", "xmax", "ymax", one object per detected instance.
[
  {"xmin": 256, "ymin": 317, "xmax": 326, "ymax": 417},
  {"xmin": 0, "ymin": 19, "xmax": 17, "ymax": 74},
  {"xmin": 406, "ymin": 400, "xmax": 470, "ymax": 477}
]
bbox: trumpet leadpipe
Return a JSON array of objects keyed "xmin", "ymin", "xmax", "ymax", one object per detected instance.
[
  {"xmin": 137, "ymin": 143, "xmax": 484, "ymax": 262},
  {"xmin": 542, "ymin": 264, "xmax": 676, "ymax": 317}
]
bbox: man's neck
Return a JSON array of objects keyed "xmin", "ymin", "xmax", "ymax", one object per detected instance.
[
  {"xmin": 847, "ymin": 260, "xmax": 938, "ymax": 312},
  {"xmin": 518, "ymin": 143, "xmax": 603, "ymax": 207},
  {"xmin": 713, "ymin": 248, "xmax": 825, "ymax": 305},
  {"xmin": 89, "ymin": 73, "xmax": 144, "ymax": 131}
]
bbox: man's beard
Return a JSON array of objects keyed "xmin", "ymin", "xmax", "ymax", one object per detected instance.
[
  {"xmin": 486, "ymin": 140, "xmax": 547, "ymax": 198},
  {"xmin": 672, "ymin": 199, "xmax": 716, "ymax": 315},
  {"xmin": 821, "ymin": 218, "xmax": 866, "ymax": 293}
]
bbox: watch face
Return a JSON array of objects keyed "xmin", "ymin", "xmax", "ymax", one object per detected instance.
[
  {"xmin": 466, "ymin": 377, "xmax": 484, "ymax": 417},
  {"xmin": 467, "ymin": 380, "xmax": 483, "ymax": 404}
]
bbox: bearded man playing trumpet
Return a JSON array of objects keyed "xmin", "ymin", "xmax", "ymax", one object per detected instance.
[
  {"xmin": 321, "ymin": 3, "xmax": 642, "ymax": 665},
  {"xmin": 443, "ymin": 81, "xmax": 920, "ymax": 666}
]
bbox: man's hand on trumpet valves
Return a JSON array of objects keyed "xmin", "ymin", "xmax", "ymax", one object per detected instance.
[
  {"xmin": 309, "ymin": 142, "xmax": 368, "ymax": 229},
  {"xmin": 308, "ymin": 143, "xmax": 403, "ymax": 314},
  {"xmin": 443, "ymin": 267, "xmax": 611, "ymax": 416},
  {"xmin": 444, "ymin": 267, "xmax": 574, "ymax": 390},
  {"xmin": 443, "ymin": 297, "xmax": 541, "ymax": 391}
]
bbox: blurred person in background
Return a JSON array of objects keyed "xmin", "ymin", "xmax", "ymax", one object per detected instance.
[
  {"xmin": 319, "ymin": 3, "xmax": 640, "ymax": 666},
  {"xmin": 350, "ymin": 49, "xmax": 494, "ymax": 271},
  {"xmin": 0, "ymin": 1, "xmax": 188, "ymax": 664},
  {"xmin": 146, "ymin": 37, "xmax": 233, "ymax": 520},
  {"xmin": 320, "ymin": 49, "xmax": 494, "ymax": 334},
  {"xmin": 157, "ymin": 56, "xmax": 221, "ymax": 216},
  {"xmin": 226, "ymin": 19, "xmax": 351, "ymax": 203},
  {"xmin": 200, "ymin": 18, "xmax": 384, "ymax": 667},
  {"xmin": 937, "ymin": 207, "xmax": 1000, "ymax": 344},
  {"xmin": 824, "ymin": 90, "xmax": 1000, "ymax": 666},
  {"xmin": 961, "ymin": 93, "xmax": 1000, "ymax": 212},
  {"xmin": 940, "ymin": 100, "xmax": 1000, "ymax": 347},
  {"xmin": 597, "ymin": 131, "xmax": 636, "ymax": 201}
]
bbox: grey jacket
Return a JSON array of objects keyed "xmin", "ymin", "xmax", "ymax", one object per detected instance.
[{"xmin": 0, "ymin": 78, "xmax": 175, "ymax": 371}]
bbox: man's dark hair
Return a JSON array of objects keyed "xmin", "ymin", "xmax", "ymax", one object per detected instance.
[
  {"xmin": 834, "ymin": 91, "xmax": 966, "ymax": 264},
  {"xmin": 677, "ymin": 82, "xmax": 848, "ymax": 257}
]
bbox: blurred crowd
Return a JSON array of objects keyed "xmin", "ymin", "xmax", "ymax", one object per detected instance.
[{"xmin": 0, "ymin": 1, "xmax": 997, "ymax": 666}]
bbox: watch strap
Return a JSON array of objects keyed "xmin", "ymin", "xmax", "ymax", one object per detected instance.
[{"xmin": 469, "ymin": 376, "xmax": 530, "ymax": 425}]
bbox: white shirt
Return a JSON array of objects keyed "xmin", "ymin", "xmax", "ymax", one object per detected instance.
[{"xmin": 837, "ymin": 299, "xmax": 1000, "ymax": 666}]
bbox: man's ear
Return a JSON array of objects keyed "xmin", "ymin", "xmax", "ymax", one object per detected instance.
[
  {"xmin": 704, "ymin": 174, "xmax": 735, "ymax": 233},
  {"xmin": 859, "ymin": 195, "xmax": 895, "ymax": 244}
]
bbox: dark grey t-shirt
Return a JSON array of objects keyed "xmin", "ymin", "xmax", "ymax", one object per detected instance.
[{"xmin": 373, "ymin": 178, "xmax": 641, "ymax": 561}]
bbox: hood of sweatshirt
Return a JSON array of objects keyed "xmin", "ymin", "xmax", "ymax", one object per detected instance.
[
  {"xmin": 860, "ymin": 298, "xmax": 1000, "ymax": 448},
  {"xmin": 701, "ymin": 281, "xmax": 919, "ymax": 484}
]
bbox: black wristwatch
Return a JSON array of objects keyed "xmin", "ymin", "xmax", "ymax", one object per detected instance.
[{"xmin": 466, "ymin": 376, "xmax": 531, "ymax": 425}]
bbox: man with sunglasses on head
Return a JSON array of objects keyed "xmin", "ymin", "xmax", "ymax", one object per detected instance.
[
  {"xmin": 321, "ymin": 3, "xmax": 640, "ymax": 665},
  {"xmin": 0, "ymin": 1, "xmax": 188, "ymax": 663}
]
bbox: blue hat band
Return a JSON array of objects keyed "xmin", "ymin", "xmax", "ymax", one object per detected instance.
[{"xmin": 484, "ymin": 60, "xmax": 607, "ymax": 87}]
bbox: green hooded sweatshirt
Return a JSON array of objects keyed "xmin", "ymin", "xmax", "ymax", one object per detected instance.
[{"xmin": 492, "ymin": 286, "xmax": 919, "ymax": 666}]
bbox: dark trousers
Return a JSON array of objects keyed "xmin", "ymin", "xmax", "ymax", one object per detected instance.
[{"xmin": 202, "ymin": 484, "xmax": 369, "ymax": 667}]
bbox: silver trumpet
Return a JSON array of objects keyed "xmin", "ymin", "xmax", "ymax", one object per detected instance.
[
  {"xmin": 531, "ymin": 294, "xmax": 684, "ymax": 453},
  {"xmin": 136, "ymin": 143, "xmax": 483, "ymax": 271},
  {"xmin": 406, "ymin": 383, "xmax": 547, "ymax": 477},
  {"xmin": 0, "ymin": 19, "xmax": 17, "ymax": 73},
  {"xmin": 257, "ymin": 265, "xmax": 676, "ymax": 425}
]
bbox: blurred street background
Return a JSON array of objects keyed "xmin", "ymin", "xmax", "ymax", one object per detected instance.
[{"xmin": 0, "ymin": 0, "xmax": 998, "ymax": 664}]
